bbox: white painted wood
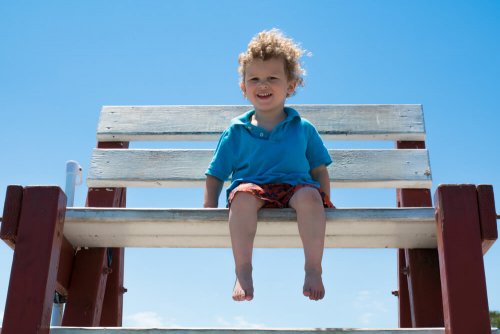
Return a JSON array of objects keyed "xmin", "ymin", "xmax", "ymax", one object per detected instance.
[
  {"xmin": 63, "ymin": 207, "xmax": 436, "ymax": 248},
  {"xmin": 96, "ymin": 104, "xmax": 425, "ymax": 142},
  {"xmin": 46, "ymin": 326, "xmax": 498, "ymax": 333},
  {"xmin": 86, "ymin": 149, "xmax": 432, "ymax": 189}
]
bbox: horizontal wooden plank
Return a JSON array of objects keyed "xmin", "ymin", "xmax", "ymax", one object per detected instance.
[
  {"xmin": 97, "ymin": 104, "xmax": 425, "ymax": 141},
  {"xmin": 63, "ymin": 207, "xmax": 437, "ymax": 248},
  {"xmin": 47, "ymin": 326, "xmax": 471, "ymax": 334},
  {"xmin": 87, "ymin": 149, "xmax": 432, "ymax": 189}
]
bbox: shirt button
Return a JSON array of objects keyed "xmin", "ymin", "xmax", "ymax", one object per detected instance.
[{"xmin": 260, "ymin": 132, "xmax": 264, "ymax": 137}]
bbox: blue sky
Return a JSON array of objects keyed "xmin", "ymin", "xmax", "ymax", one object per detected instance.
[{"xmin": 1, "ymin": 0, "xmax": 499, "ymax": 329}]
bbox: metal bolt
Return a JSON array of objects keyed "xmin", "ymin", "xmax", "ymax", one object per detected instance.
[{"xmin": 401, "ymin": 266, "xmax": 410, "ymax": 275}]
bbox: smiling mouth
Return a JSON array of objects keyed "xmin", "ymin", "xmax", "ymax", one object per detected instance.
[{"xmin": 257, "ymin": 92, "xmax": 272, "ymax": 98}]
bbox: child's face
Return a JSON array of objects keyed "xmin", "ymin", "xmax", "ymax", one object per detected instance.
[{"xmin": 241, "ymin": 57, "xmax": 297, "ymax": 114}]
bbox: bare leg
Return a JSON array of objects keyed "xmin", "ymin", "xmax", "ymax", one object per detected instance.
[
  {"xmin": 228, "ymin": 192, "xmax": 264, "ymax": 301},
  {"xmin": 289, "ymin": 187, "xmax": 327, "ymax": 301}
]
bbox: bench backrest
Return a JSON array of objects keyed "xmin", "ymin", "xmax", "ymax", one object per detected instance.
[{"xmin": 87, "ymin": 104, "xmax": 431, "ymax": 191}]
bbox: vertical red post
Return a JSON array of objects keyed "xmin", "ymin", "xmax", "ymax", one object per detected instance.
[
  {"xmin": 434, "ymin": 184, "xmax": 491, "ymax": 334},
  {"xmin": 476, "ymin": 185, "xmax": 498, "ymax": 253},
  {"xmin": 61, "ymin": 248, "xmax": 109, "ymax": 326},
  {"xmin": 97, "ymin": 142, "xmax": 127, "ymax": 327},
  {"xmin": 396, "ymin": 141, "xmax": 443, "ymax": 327},
  {"xmin": 56, "ymin": 237, "xmax": 75, "ymax": 296},
  {"xmin": 0, "ymin": 185, "xmax": 24, "ymax": 249},
  {"xmin": 61, "ymin": 141, "xmax": 128, "ymax": 326},
  {"xmin": 1, "ymin": 186, "xmax": 66, "ymax": 334},
  {"xmin": 396, "ymin": 249, "xmax": 412, "ymax": 327},
  {"xmin": 100, "ymin": 247, "xmax": 125, "ymax": 326}
]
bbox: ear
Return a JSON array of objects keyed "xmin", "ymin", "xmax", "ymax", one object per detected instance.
[
  {"xmin": 287, "ymin": 80, "xmax": 298, "ymax": 96},
  {"xmin": 240, "ymin": 81, "xmax": 247, "ymax": 96}
]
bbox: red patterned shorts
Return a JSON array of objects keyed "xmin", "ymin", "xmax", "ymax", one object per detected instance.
[{"xmin": 228, "ymin": 183, "xmax": 335, "ymax": 209}]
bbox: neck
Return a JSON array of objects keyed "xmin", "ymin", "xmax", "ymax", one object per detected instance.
[{"xmin": 252, "ymin": 107, "xmax": 287, "ymax": 131}]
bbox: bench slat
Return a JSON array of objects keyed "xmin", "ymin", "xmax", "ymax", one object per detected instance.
[
  {"xmin": 63, "ymin": 207, "xmax": 436, "ymax": 248},
  {"xmin": 87, "ymin": 149, "xmax": 432, "ymax": 189},
  {"xmin": 48, "ymin": 326, "xmax": 464, "ymax": 333},
  {"xmin": 47, "ymin": 326, "xmax": 475, "ymax": 334},
  {"xmin": 97, "ymin": 104, "xmax": 425, "ymax": 141}
]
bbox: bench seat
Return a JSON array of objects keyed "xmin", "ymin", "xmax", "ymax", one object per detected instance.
[{"xmin": 64, "ymin": 207, "xmax": 436, "ymax": 248}]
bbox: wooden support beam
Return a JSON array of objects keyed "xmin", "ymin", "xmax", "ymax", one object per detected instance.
[
  {"xmin": 1, "ymin": 185, "xmax": 75, "ymax": 297},
  {"xmin": 396, "ymin": 188, "xmax": 444, "ymax": 328},
  {"xmin": 396, "ymin": 249, "xmax": 412, "ymax": 328},
  {"xmin": 0, "ymin": 185, "xmax": 24, "ymax": 249},
  {"xmin": 62, "ymin": 141, "xmax": 128, "ymax": 327},
  {"xmin": 396, "ymin": 141, "xmax": 443, "ymax": 329},
  {"xmin": 1, "ymin": 186, "xmax": 66, "ymax": 334},
  {"xmin": 404, "ymin": 248, "xmax": 443, "ymax": 327},
  {"xmin": 61, "ymin": 248, "xmax": 109, "ymax": 326},
  {"xmin": 55, "ymin": 237, "xmax": 76, "ymax": 297},
  {"xmin": 434, "ymin": 184, "xmax": 491, "ymax": 334},
  {"xmin": 100, "ymin": 248, "xmax": 125, "ymax": 326},
  {"xmin": 476, "ymin": 185, "xmax": 498, "ymax": 253}
]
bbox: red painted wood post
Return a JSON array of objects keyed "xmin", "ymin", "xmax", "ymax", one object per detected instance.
[
  {"xmin": 0, "ymin": 185, "xmax": 24, "ymax": 249},
  {"xmin": 61, "ymin": 248, "xmax": 109, "ymax": 326},
  {"xmin": 1, "ymin": 186, "xmax": 66, "ymax": 334},
  {"xmin": 476, "ymin": 185, "xmax": 498, "ymax": 253},
  {"xmin": 434, "ymin": 184, "xmax": 491, "ymax": 334},
  {"xmin": 100, "ymin": 247, "xmax": 125, "ymax": 326},
  {"xmin": 61, "ymin": 141, "xmax": 128, "ymax": 326},
  {"xmin": 396, "ymin": 141, "xmax": 444, "ymax": 328},
  {"xmin": 56, "ymin": 237, "xmax": 75, "ymax": 297},
  {"xmin": 97, "ymin": 142, "xmax": 128, "ymax": 327},
  {"xmin": 396, "ymin": 249, "xmax": 412, "ymax": 327}
]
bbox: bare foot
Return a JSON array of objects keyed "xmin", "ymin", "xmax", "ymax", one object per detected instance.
[
  {"xmin": 233, "ymin": 266, "xmax": 254, "ymax": 301},
  {"xmin": 233, "ymin": 278, "xmax": 254, "ymax": 301},
  {"xmin": 303, "ymin": 269, "xmax": 325, "ymax": 301}
]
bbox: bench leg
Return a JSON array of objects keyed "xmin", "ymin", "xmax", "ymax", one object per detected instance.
[
  {"xmin": 397, "ymin": 188, "xmax": 444, "ymax": 327},
  {"xmin": 0, "ymin": 185, "xmax": 24, "ymax": 248},
  {"xmin": 404, "ymin": 248, "xmax": 443, "ymax": 326},
  {"xmin": 100, "ymin": 247, "xmax": 125, "ymax": 326},
  {"xmin": 1, "ymin": 186, "xmax": 66, "ymax": 334},
  {"xmin": 62, "ymin": 186, "xmax": 126, "ymax": 326},
  {"xmin": 61, "ymin": 248, "xmax": 109, "ymax": 326},
  {"xmin": 477, "ymin": 185, "xmax": 498, "ymax": 253},
  {"xmin": 434, "ymin": 184, "xmax": 491, "ymax": 333},
  {"xmin": 397, "ymin": 249, "xmax": 412, "ymax": 327}
]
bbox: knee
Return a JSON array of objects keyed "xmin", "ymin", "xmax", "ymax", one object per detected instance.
[
  {"xmin": 230, "ymin": 192, "xmax": 263, "ymax": 212},
  {"xmin": 291, "ymin": 187, "xmax": 323, "ymax": 208}
]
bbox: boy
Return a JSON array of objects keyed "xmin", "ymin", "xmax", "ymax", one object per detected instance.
[{"xmin": 204, "ymin": 29, "xmax": 333, "ymax": 302}]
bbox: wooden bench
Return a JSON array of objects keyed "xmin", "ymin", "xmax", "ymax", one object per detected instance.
[{"xmin": 0, "ymin": 104, "xmax": 498, "ymax": 334}]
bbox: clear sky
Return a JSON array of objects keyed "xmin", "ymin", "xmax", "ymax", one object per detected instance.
[{"xmin": 1, "ymin": 0, "xmax": 499, "ymax": 329}]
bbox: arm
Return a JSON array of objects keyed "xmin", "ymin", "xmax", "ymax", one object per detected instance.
[
  {"xmin": 204, "ymin": 175, "xmax": 224, "ymax": 208},
  {"xmin": 310, "ymin": 164, "xmax": 330, "ymax": 198}
]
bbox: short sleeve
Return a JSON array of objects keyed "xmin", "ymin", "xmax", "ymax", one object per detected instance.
[
  {"xmin": 304, "ymin": 120, "xmax": 332, "ymax": 170},
  {"xmin": 205, "ymin": 129, "xmax": 234, "ymax": 182}
]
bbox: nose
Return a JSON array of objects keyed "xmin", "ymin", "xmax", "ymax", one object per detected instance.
[{"xmin": 258, "ymin": 79, "xmax": 269, "ymax": 88}]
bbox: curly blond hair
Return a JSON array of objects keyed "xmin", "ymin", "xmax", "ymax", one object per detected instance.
[{"xmin": 238, "ymin": 29, "xmax": 307, "ymax": 88}]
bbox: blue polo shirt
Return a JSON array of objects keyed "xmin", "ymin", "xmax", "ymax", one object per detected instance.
[{"xmin": 205, "ymin": 107, "xmax": 332, "ymax": 200}]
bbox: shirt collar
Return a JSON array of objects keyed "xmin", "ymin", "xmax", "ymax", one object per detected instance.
[{"xmin": 231, "ymin": 107, "xmax": 301, "ymax": 126}]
